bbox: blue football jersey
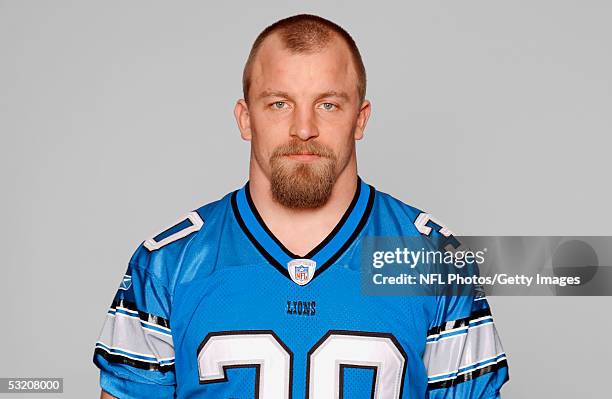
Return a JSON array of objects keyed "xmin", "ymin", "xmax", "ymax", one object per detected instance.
[{"xmin": 94, "ymin": 178, "xmax": 509, "ymax": 398}]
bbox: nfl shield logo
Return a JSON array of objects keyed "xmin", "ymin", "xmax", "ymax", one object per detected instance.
[
  {"xmin": 287, "ymin": 259, "xmax": 317, "ymax": 286},
  {"xmin": 295, "ymin": 265, "xmax": 309, "ymax": 281}
]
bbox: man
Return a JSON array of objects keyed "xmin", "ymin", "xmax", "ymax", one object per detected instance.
[{"xmin": 94, "ymin": 14, "xmax": 509, "ymax": 398}]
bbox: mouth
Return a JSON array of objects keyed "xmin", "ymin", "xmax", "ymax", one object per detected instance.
[{"xmin": 284, "ymin": 153, "xmax": 322, "ymax": 162}]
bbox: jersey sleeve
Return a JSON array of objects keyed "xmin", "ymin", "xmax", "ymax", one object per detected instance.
[
  {"xmin": 414, "ymin": 212, "xmax": 509, "ymax": 398},
  {"xmin": 93, "ymin": 245, "xmax": 176, "ymax": 399},
  {"xmin": 423, "ymin": 292, "xmax": 509, "ymax": 398}
]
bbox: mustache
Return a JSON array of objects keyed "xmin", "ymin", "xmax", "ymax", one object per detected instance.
[{"xmin": 271, "ymin": 141, "xmax": 336, "ymax": 159}]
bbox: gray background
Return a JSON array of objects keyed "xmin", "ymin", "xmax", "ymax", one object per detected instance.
[{"xmin": 1, "ymin": 0, "xmax": 610, "ymax": 397}]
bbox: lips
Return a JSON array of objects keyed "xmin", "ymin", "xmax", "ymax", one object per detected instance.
[{"xmin": 285, "ymin": 153, "xmax": 322, "ymax": 161}]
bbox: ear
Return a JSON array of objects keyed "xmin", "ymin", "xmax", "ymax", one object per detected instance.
[
  {"xmin": 354, "ymin": 99, "xmax": 371, "ymax": 141},
  {"xmin": 234, "ymin": 99, "xmax": 252, "ymax": 141}
]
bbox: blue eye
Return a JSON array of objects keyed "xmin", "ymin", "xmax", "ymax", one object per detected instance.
[
  {"xmin": 321, "ymin": 102, "xmax": 336, "ymax": 111},
  {"xmin": 272, "ymin": 101, "xmax": 287, "ymax": 109}
]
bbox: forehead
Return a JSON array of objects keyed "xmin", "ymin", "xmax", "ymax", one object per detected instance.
[{"xmin": 249, "ymin": 33, "xmax": 358, "ymax": 98}]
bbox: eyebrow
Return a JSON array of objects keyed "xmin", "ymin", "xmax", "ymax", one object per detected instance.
[
  {"xmin": 257, "ymin": 90, "xmax": 351, "ymax": 102},
  {"xmin": 258, "ymin": 90, "xmax": 291, "ymax": 100},
  {"xmin": 317, "ymin": 90, "xmax": 351, "ymax": 102}
]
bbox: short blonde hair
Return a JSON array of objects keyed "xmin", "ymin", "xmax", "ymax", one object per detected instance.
[{"xmin": 242, "ymin": 14, "xmax": 367, "ymax": 103}]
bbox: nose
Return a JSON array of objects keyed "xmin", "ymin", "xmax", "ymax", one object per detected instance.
[{"xmin": 290, "ymin": 105, "xmax": 319, "ymax": 141}]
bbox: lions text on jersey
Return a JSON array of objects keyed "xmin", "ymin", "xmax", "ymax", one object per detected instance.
[{"xmin": 94, "ymin": 178, "xmax": 509, "ymax": 398}]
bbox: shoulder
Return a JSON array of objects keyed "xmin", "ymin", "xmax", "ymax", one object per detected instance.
[
  {"xmin": 128, "ymin": 191, "xmax": 234, "ymax": 286},
  {"xmin": 372, "ymin": 187, "xmax": 455, "ymax": 238}
]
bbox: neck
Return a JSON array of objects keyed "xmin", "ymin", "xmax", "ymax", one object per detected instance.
[{"xmin": 247, "ymin": 160, "xmax": 359, "ymax": 256}]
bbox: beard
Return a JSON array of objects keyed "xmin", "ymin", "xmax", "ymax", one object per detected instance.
[{"xmin": 269, "ymin": 140, "xmax": 338, "ymax": 209}]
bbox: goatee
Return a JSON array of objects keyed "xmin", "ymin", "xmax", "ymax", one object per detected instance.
[{"xmin": 269, "ymin": 140, "xmax": 337, "ymax": 209}]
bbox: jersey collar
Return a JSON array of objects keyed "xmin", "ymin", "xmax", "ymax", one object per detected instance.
[{"xmin": 231, "ymin": 177, "xmax": 375, "ymax": 281}]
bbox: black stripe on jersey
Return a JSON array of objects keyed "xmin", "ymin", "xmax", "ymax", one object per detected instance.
[
  {"xmin": 231, "ymin": 191, "xmax": 291, "ymax": 278},
  {"xmin": 426, "ymin": 307, "xmax": 491, "ymax": 338},
  {"xmin": 111, "ymin": 299, "xmax": 171, "ymax": 329},
  {"xmin": 243, "ymin": 181, "xmax": 362, "ymax": 260},
  {"xmin": 244, "ymin": 182, "xmax": 295, "ymax": 259},
  {"xmin": 303, "ymin": 182, "xmax": 361, "ymax": 259},
  {"xmin": 93, "ymin": 348, "xmax": 175, "ymax": 373},
  {"xmin": 231, "ymin": 182, "xmax": 375, "ymax": 283},
  {"xmin": 313, "ymin": 186, "xmax": 375, "ymax": 279},
  {"xmin": 427, "ymin": 358, "xmax": 508, "ymax": 390}
]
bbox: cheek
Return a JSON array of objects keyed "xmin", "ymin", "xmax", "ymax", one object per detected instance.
[
  {"xmin": 320, "ymin": 133, "xmax": 355, "ymax": 166},
  {"xmin": 338, "ymin": 137, "xmax": 356, "ymax": 163},
  {"xmin": 252, "ymin": 105, "xmax": 292, "ymax": 128},
  {"xmin": 251, "ymin": 125, "xmax": 285, "ymax": 161},
  {"xmin": 323, "ymin": 110, "xmax": 359, "ymax": 136},
  {"xmin": 251, "ymin": 109, "xmax": 290, "ymax": 138},
  {"xmin": 322, "ymin": 118, "xmax": 358, "ymax": 152}
]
